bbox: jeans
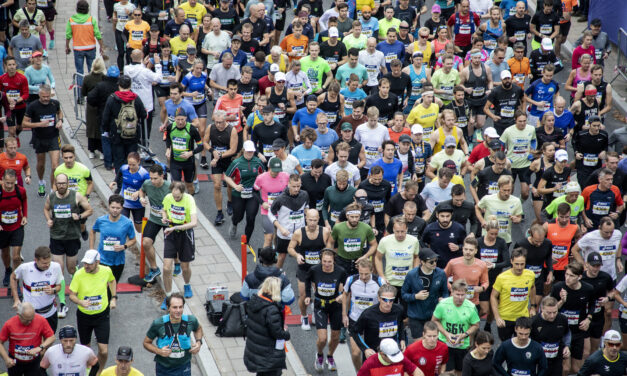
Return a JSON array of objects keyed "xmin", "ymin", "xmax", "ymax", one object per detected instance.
[
  {"xmin": 156, "ymin": 361, "xmax": 191, "ymax": 376},
  {"xmin": 74, "ymin": 48, "xmax": 96, "ymax": 97},
  {"xmin": 112, "ymin": 141, "xmax": 138, "ymax": 171},
  {"xmin": 231, "ymin": 195, "xmax": 259, "ymax": 241}
]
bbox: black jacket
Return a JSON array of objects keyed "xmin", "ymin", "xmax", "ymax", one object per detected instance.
[
  {"xmin": 244, "ymin": 293, "xmax": 291, "ymax": 373},
  {"xmin": 429, "ymin": 199, "xmax": 481, "ymax": 237},
  {"xmin": 101, "ymin": 91, "xmax": 147, "ymax": 144},
  {"xmin": 87, "ymin": 76, "xmax": 118, "ymax": 130}
]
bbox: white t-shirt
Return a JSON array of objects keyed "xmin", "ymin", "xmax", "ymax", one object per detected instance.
[
  {"xmin": 269, "ymin": 155, "xmax": 301, "ymax": 175},
  {"xmin": 577, "ymin": 229, "xmax": 622, "ymax": 280},
  {"xmin": 14, "ymin": 261, "xmax": 63, "ymax": 318},
  {"xmin": 113, "ymin": 2, "xmax": 136, "ymax": 32},
  {"xmin": 42, "ymin": 343, "xmax": 97, "ymax": 376},
  {"xmin": 325, "ymin": 162, "xmax": 361, "ymax": 186},
  {"xmin": 470, "ymin": 0, "xmax": 493, "ymax": 16},
  {"xmin": 358, "ymin": 50, "xmax": 386, "ymax": 86},
  {"xmin": 354, "ymin": 123, "xmax": 391, "ymax": 168},
  {"xmin": 615, "ymin": 274, "xmax": 627, "ymax": 319},
  {"xmin": 202, "ymin": 31, "xmax": 231, "ymax": 69},
  {"xmin": 420, "ymin": 181, "xmax": 453, "ymax": 212}
]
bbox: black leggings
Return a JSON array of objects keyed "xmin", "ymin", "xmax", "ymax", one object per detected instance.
[
  {"xmin": 115, "ymin": 30, "xmax": 127, "ymax": 70},
  {"xmin": 231, "ymin": 195, "xmax": 259, "ymax": 242},
  {"xmin": 104, "ymin": 0, "xmax": 115, "ymax": 18}
]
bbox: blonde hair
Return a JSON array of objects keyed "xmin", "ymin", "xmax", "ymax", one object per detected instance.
[
  {"xmin": 258, "ymin": 276, "xmax": 282, "ymax": 302},
  {"xmin": 438, "ymin": 109, "xmax": 456, "ymax": 127},
  {"xmin": 90, "ymin": 57, "xmax": 106, "ymax": 75}
]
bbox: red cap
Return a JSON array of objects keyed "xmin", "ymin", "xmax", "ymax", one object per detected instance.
[{"xmin": 32, "ymin": 51, "xmax": 43, "ymax": 58}]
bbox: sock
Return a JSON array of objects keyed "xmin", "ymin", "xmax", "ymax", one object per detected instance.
[
  {"xmin": 217, "ymin": 210, "xmax": 223, "ymax": 214},
  {"xmin": 49, "ymin": 30, "xmax": 54, "ymax": 40},
  {"xmin": 317, "ymin": 353, "xmax": 323, "ymax": 358},
  {"xmin": 39, "ymin": 33, "xmax": 46, "ymax": 51},
  {"xmin": 58, "ymin": 279, "xmax": 66, "ymax": 305},
  {"xmin": 327, "ymin": 355, "xmax": 333, "ymax": 359}
]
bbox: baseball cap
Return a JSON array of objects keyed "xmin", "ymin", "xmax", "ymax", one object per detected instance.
[
  {"xmin": 444, "ymin": 135, "xmax": 457, "ymax": 148},
  {"xmin": 588, "ymin": 115, "xmax": 601, "ymax": 123},
  {"xmin": 306, "ymin": 94, "xmax": 318, "ymax": 103},
  {"xmin": 186, "ymin": 46, "xmax": 197, "ymax": 55},
  {"xmin": 328, "ymin": 27, "xmax": 339, "ymax": 38},
  {"xmin": 117, "ymin": 346, "xmax": 133, "ymax": 361},
  {"xmin": 269, "ymin": 63, "xmax": 280, "ymax": 73},
  {"xmin": 587, "ymin": 251, "xmax": 603, "ymax": 266},
  {"xmin": 399, "ymin": 135, "xmax": 412, "ymax": 143},
  {"xmin": 150, "ymin": 23, "xmax": 160, "ymax": 31},
  {"xmin": 269, "ymin": 158, "xmax": 283, "ymax": 172},
  {"xmin": 231, "ymin": 35, "xmax": 242, "ymax": 42},
  {"xmin": 411, "ymin": 124, "xmax": 423, "ymax": 134},
  {"xmin": 81, "ymin": 249, "xmax": 100, "ymax": 264},
  {"xmin": 555, "ymin": 149, "xmax": 568, "ymax": 162},
  {"xmin": 488, "ymin": 140, "xmax": 501, "ymax": 150},
  {"xmin": 431, "ymin": 4, "xmax": 441, "ymax": 13},
  {"xmin": 107, "ymin": 66, "xmax": 120, "ymax": 78},
  {"xmin": 275, "ymin": 72, "xmax": 286, "ymax": 82},
  {"xmin": 564, "ymin": 181, "xmax": 581, "ymax": 193},
  {"xmin": 500, "ymin": 70, "xmax": 512, "ymax": 80},
  {"xmin": 442, "ymin": 160, "xmax": 457, "ymax": 170},
  {"xmin": 32, "ymin": 51, "xmax": 43, "ymax": 58},
  {"xmin": 379, "ymin": 338, "xmax": 404, "ymax": 363},
  {"xmin": 437, "ymin": 202, "xmax": 454, "ymax": 213},
  {"xmin": 58, "ymin": 326, "xmax": 78, "ymax": 339},
  {"xmin": 272, "ymin": 139, "xmax": 286, "ymax": 150},
  {"xmin": 341, "ymin": 122, "xmax": 353, "ymax": 131},
  {"xmin": 243, "ymin": 140, "xmax": 256, "ymax": 152},
  {"xmin": 604, "ymin": 330, "xmax": 622, "ymax": 342},
  {"xmin": 541, "ymin": 38, "xmax": 553, "ymax": 51},
  {"xmin": 484, "ymin": 127, "xmax": 499, "ymax": 138},
  {"xmin": 175, "ymin": 107, "xmax": 187, "ymax": 117},
  {"xmin": 361, "ymin": 5, "xmax": 372, "ymax": 12},
  {"xmin": 262, "ymin": 105, "xmax": 275, "ymax": 113},
  {"xmin": 418, "ymin": 247, "xmax": 439, "ymax": 261}
]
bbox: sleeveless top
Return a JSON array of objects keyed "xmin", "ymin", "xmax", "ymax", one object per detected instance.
[
  {"xmin": 572, "ymin": 68, "xmax": 591, "ymax": 98},
  {"xmin": 433, "ymin": 127, "xmax": 460, "ymax": 154},
  {"xmin": 50, "ymin": 190, "xmax": 81, "ymax": 240},
  {"xmin": 296, "ymin": 226, "xmax": 326, "ymax": 271},
  {"xmin": 209, "ymin": 124, "xmax": 233, "ymax": 153},
  {"xmin": 573, "ymin": 99, "xmax": 599, "ymax": 131},
  {"xmin": 269, "ymin": 86, "xmax": 288, "ymax": 121},
  {"xmin": 466, "ymin": 63, "xmax": 489, "ymax": 106},
  {"xmin": 433, "ymin": 38, "xmax": 449, "ymax": 58},
  {"xmin": 318, "ymin": 92, "xmax": 341, "ymax": 128},
  {"xmin": 482, "ymin": 155, "xmax": 494, "ymax": 169},
  {"xmin": 533, "ymin": 157, "xmax": 548, "ymax": 189},
  {"xmin": 408, "ymin": 64, "xmax": 427, "ymax": 105},
  {"xmin": 483, "ymin": 20, "xmax": 503, "ymax": 53},
  {"xmin": 412, "ymin": 40, "xmax": 433, "ymax": 67}
]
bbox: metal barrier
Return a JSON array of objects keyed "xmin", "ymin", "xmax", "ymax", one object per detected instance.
[
  {"xmin": 70, "ymin": 72, "xmax": 86, "ymax": 139},
  {"xmin": 610, "ymin": 28, "xmax": 627, "ymax": 84}
]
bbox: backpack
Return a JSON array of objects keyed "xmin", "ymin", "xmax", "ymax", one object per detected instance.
[
  {"xmin": 0, "ymin": 186, "xmax": 23, "ymax": 202},
  {"xmin": 214, "ymin": 293, "xmax": 247, "ymax": 337},
  {"xmin": 115, "ymin": 99, "xmax": 139, "ymax": 139}
]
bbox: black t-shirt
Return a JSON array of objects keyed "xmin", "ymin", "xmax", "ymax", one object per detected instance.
[
  {"xmin": 211, "ymin": 8, "xmax": 239, "ymax": 32},
  {"xmin": 463, "ymin": 351, "xmax": 496, "ymax": 376},
  {"xmin": 358, "ymin": 179, "xmax": 392, "ymax": 226},
  {"xmin": 382, "ymin": 72, "xmax": 412, "ymax": 104},
  {"xmin": 550, "ymin": 281, "xmax": 595, "ymax": 331},
  {"xmin": 531, "ymin": 313, "xmax": 570, "ymax": 360},
  {"xmin": 320, "ymin": 40, "xmax": 347, "ymax": 68},
  {"xmin": 234, "ymin": 18, "xmax": 268, "ymax": 41},
  {"xmin": 305, "ymin": 264, "xmax": 347, "ymax": 299},
  {"xmin": 581, "ymin": 270, "xmax": 615, "ymax": 319},
  {"xmin": 301, "ymin": 171, "xmax": 333, "ymax": 210},
  {"xmin": 573, "ymin": 130, "xmax": 609, "ymax": 170},
  {"xmin": 26, "ymin": 99, "xmax": 61, "ymax": 139},
  {"xmin": 352, "ymin": 303, "xmax": 406, "ymax": 352},
  {"xmin": 422, "ymin": 221, "xmax": 467, "ymax": 268},
  {"xmin": 177, "ymin": 59, "xmax": 193, "ymax": 82},
  {"xmin": 530, "ymin": 11, "xmax": 560, "ymax": 43},
  {"xmin": 239, "ymin": 38, "xmax": 261, "ymax": 60},
  {"xmin": 540, "ymin": 166, "xmax": 571, "ymax": 204},
  {"xmin": 238, "ymin": 78, "xmax": 259, "ymax": 115},
  {"xmin": 476, "ymin": 236, "xmax": 510, "ymax": 277},
  {"xmin": 394, "ymin": 5, "xmax": 417, "ymax": 26},
  {"xmin": 505, "ymin": 14, "xmax": 531, "ymax": 46},
  {"xmin": 331, "ymin": 138, "xmax": 362, "ymax": 165},
  {"xmin": 385, "ymin": 192, "xmax": 428, "ymax": 218},
  {"xmin": 366, "ymin": 93, "xmax": 398, "ymax": 123},
  {"xmin": 424, "ymin": 17, "xmax": 446, "ymax": 38},
  {"xmin": 535, "ymin": 126, "xmax": 564, "ymax": 150},
  {"xmin": 164, "ymin": 19, "xmax": 193, "ymax": 38},
  {"xmin": 514, "ymin": 238, "xmax": 553, "ymax": 280},
  {"xmin": 472, "ymin": 167, "xmax": 513, "ymax": 200},
  {"xmin": 486, "ymin": 84, "xmax": 524, "ymax": 129}
]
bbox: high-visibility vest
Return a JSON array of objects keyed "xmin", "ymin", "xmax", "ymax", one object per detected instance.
[{"xmin": 69, "ymin": 16, "xmax": 96, "ymax": 51}]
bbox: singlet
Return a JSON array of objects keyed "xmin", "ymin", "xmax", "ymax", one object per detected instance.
[
  {"xmin": 296, "ymin": 226, "xmax": 326, "ymax": 271},
  {"xmin": 269, "ymin": 86, "xmax": 288, "ymax": 122},
  {"xmin": 571, "ymin": 68, "xmax": 592, "ymax": 98},
  {"xmin": 412, "ymin": 41, "xmax": 433, "ymax": 67},
  {"xmin": 158, "ymin": 57, "xmax": 178, "ymax": 87},
  {"xmin": 573, "ymin": 99, "xmax": 599, "ymax": 131},
  {"xmin": 546, "ymin": 222, "xmax": 578, "ymax": 271},
  {"xmin": 318, "ymin": 92, "xmax": 341, "ymax": 128},
  {"xmin": 433, "ymin": 127, "xmax": 460, "ymax": 154},
  {"xmin": 466, "ymin": 63, "xmax": 489, "ymax": 106},
  {"xmin": 432, "ymin": 39, "xmax": 449, "ymax": 57},
  {"xmin": 209, "ymin": 124, "xmax": 233, "ymax": 155},
  {"xmin": 533, "ymin": 158, "xmax": 548, "ymax": 189},
  {"xmin": 408, "ymin": 64, "xmax": 427, "ymax": 106},
  {"xmin": 345, "ymin": 274, "xmax": 383, "ymax": 321},
  {"xmin": 483, "ymin": 20, "xmax": 503, "ymax": 52},
  {"xmin": 482, "ymin": 155, "xmax": 495, "ymax": 169},
  {"xmin": 49, "ymin": 190, "xmax": 81, "ymax": 240}
]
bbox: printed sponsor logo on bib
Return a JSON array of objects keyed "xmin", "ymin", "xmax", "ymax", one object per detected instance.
[
  {"xmin": 526, "ymin": 265, "xmax": 542, "ymax": 278},
  {"xmin": 30, "ymin": 281, "xmax": 49, "ymax": 297},
  {"xmin": 14, "ymin": 345, "xmax": 34, "ymax": 361},
  {"xmin": 391, "ymin": 266, "xmax": 409, "ymax": 281},
  {"xmin": 18, "ymin": 48, "xmax": 32, "ymax": 60},
  {"xmin": 123, "ymin": 187, "xmax": 137, "ymax": 201},
  {"xmin": 592, "ymin": 202, "xmax": 610, "ymax": 215},
  {"xmin": 480, "ymin": 247, "xmax": 498, "ymax": 263},
  {"xmin": 103, "ymin": 236, "xmax": 120, "ymax": 251},
  {"xmin": 354, "ymin": 295, "xmax": 375, "ymax": 309},
  {"xmin": 150, "ymin": 205, "xmax": 162, "ymax": 218},
  {"xmin": 344, "ymin": 237, "xmax": 361, "ymax": 252},
  {"xmin": 85, "ymin": 295, "xmax": 103, "ymax": 311},
  {"xmin": 541, "ymin": 342, "xmax": 559, "ymax": 358},
  {"xmin": 317, "ymin": 282, "xmax": 335, "ymax": 296},
  {"xmin": 53, "ymin": 204, "xmax": 72, "ymax": 219},
  {"xmin": 510, "ymin": 287, "xmax": 528, "ymax": 301},
  {"xmin": 583, "ymin": 153, "xmax": 599, "ymax": 167},
  {"xmin": 304, "ymin": 251, "xmax": 320, "ymax": 265},
  {"xmin": 170, "ymin": 204, "xmax": 186, "ymax": 222},
  {"xmin": 267, "ymin": 192, "xmax": 280, "ymax": 207},
  {"xmin": 131, "ymin": 30, "xmax": 144, "ymax": 41},
  {"xmin": 552, "ymin": 245, "xmax": 568, "ymax": 260},
  {"xmin": 1, "ymin": 210, "xmax": 18, "ymax": 224},
  {"xmin": 379, "ymin": 321, "xmax": 398, "ymax": 337},
  {"xmin": 241, "ymin": 187, "xmax": 253, "ymax": 199},
  {"xmin": 562, "ymin": 309, "xmax": 580, "ymax": 325}
]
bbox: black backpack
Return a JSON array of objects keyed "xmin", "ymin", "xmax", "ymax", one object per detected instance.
[{"xmin": 214, "ymin": 293, "xmax": 247, "ymax": 337}]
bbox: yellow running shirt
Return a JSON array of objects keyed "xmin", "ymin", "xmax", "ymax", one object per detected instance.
[
  {"xmin": 492, "ymin": 269, "xmax": 536, "ymax": 322},
  {"xmin": 406, "ymin": 102, "xmax": 439, "ymax": 139},
  {"xmin": 69, "ymin": 265, "xmax": 115, "ymax": 315},
  {"xmin": 179, "ymin": 1, "xmax": 207, "ymax": 30}
]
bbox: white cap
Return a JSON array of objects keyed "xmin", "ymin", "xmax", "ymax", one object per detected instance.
[
  {"xmin": 379, "ymin": 339, "xmax": 404, "ymax": 363},
  {"xmin": 500, "ymin": 70, "xmax": 512, "ymax": 80},
  {"xmin": 604, "ymin": 330, "xmax": 622, "ymax": 342},
  {"xmin": 555, "ymin": 149, "xmax": 568, "ymax": 162},
  {"xmin": 541, "ymin": 38, "xmax": 553, "ymax": 50},
  {"xmin": 81, "ymin": 249, "xmax": 100, "ymax": 264},
  {"xmin": 564, "ymin": 181, "xmax": 581, "ymax": 193},
  {"xmin": 275, "ymin": 71, "xmax": 286, "ymax": 82},
  {"xmin": 411, "ymin": 124, "xmax": 423, "ymax": 134},
  {"xmin": 483, "ymin": 127, "xmax": 498, "ymax": 138},
  {"xmin": 243, "ymin": 140, "xmax": 256, "ymax": 152},
  {"xmin": 328, "ymin": 27, "xmax": 339, "ymax": 38},
  {"xmin": 269, "ymin": 63, "xmax": 280, "ymax": 73}
]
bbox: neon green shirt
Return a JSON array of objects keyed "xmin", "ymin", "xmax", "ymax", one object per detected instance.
[
  {"xmin": 300, "ymin": 56, "xmax": 331, "ymax": 93},
  {"xmin": 162, "ymin": 193, "xmax": 197, "ymax": 225},
  {"xmin": 378, "ymin": 17, "xmax": 401, "ymax": 39},
  {"xmin": 54, "ymin": 162, "xmax": 92, "ymax": 195},
  {"xmin": 432, "ymin": 296, "xmax": 480, "ymax": 349},
  {"xmin": 69, "ymin": 265, "xmax": 115, "ymax": 315},
  {"xmin": 431, "ymin": 68, "xmax": 460, "ymax": 104},
  {"xmin": 545, "ymin": 195, "xmax": 585, "ymax": 222}
]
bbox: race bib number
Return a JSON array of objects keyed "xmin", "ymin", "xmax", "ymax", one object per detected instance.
[
  {"xmin": 480, "ymin": 247, "xmax": 498, "ymax": 263},
  {"xmin": 131, "ymin": 30, "xmax": 144, "ymax": 41},
  {"xmin": 459, "ymin": 24, "xmax": 471, "ymax": 35},
  {"xmin": 466, "ymin": 286, "xmax": 475, "ymax": 300},
  {"xmin": 85, "ymin": 295, "xmax": 103, "ymax": 311},
  {"xmin": 317, "ymin": 282, "xmax": 335, "ymax": 296},
  {"xmin": 170, "ymin": 204, "xmax": 186, "ymax": 222},
  {"xmin": 344, "ymin": 237, "xmax": 361, "ymax": 253},
  {"xmin": 541, "ymin": 342, "xmax": 559, "ymax": 359},
  {"xmin": 498, "ymin": 219, "xmax": 509, "ymax": 234},
  {"xmin": 500, "ymin": 106, "xmax": 514, "ymax": 118},
  {"xmin": 583, "ymin": 153, "xmax": 598, "ymax": 166},
  {"xmin": 514, "ymin": 74, "xmax": 525, "ymax": 84},
  {"xmin": 192, "ymin": 93, "xmax": 205, "ymax": 104},
  {"xmin": 53, "ymin": 204, "xmax": 72, "ymax": 219},
  {"xmin": 305, "ymin": 251, "xmax": 320, "ymax": 265},
  {"xmin": 36, "ymin": 0, "xmax": 48, "ymax": 6},
  {"xmin": 123, "ymin": 187, "xmax": 137, "ymax": 201},
  {"xmin": 330, "ymin": 210, "xmax": 340, "ymax": 223},
  {"xmin": 41, "ymin": 114, "xmax": 55, "ymax": 127},
  {"xmin": 267, "ymin": 192, "xmax": 280, "ymax": 207},
  {"xmin": 262, "ymin": 144, "xmax": 274, "ymax": 157},
  {"xmin": 526, "ymin": 265, "xmax": 542, "ymax": 278},
  {"xmin": 292, "ymin": 46, "xmax": 305, "ymax": 57},
  {"xmin": 172, "ymin": 137, "xmax": 187, "ymax": 155},
  {"xmin": 241, "ymin": 187, "xmax": 253, "ymax": 199},
  {"xmin": 484, "ymin": 39, "xmax": 497, "ymax": 50},
  {"xmin": 472, "ymin": 87, "xmax": 485, "ymax": 97},
  {"xmin": 385, "ymin": 53, "xmax": 397, "ymax": 63},
  {"xmin": 365, "ymin": 64, "xmax": 377, "ymax": 75},
  {"xmin": 540, "ymin": 25, "xmax": 552, "ymax": 35},
  {"xmin": 365, "ymin": 146, "xmax": 379, "ymax": 160},
  {"xmin": 316, "ymin": 199, "xmax": 323, "ymax": 211},
  {"xmin": 511, "ymin": 368, "xmax": 530, "ymax": 376},
  {"xmin": 510, "ymin": 287, "xmax": 528, "ymax": 301},
  {"xmin": 598, "ymin": 245, "xmax": 617, "ymax": 259},
  {"xmin": 18, "ymin": 48, "xmax": 32, "ymax": 60},
  {"xmin": 488, "ymin": 182, "xmax": 499, "ymax": 195},
  {"xmin": 552, "ymin": 245, "xmax": 568, "ymax": 260},
  {"xmin": 289, "ymin": 209, "xmax": 304, "ymax": 224},
  {"xmin": 391, "ymin": 266, "xmax": 409, "ymax": 281},
  {"xmin": 30, "ymin": 281, "xmax": 49, "ymax": 297},
  {"xmin": 274, "ymin": 109, "xmax": 285, "ymax": 119},
  {"xmin": 103, "ymin": 237, "xmax": 120, "ymax": 251},
  {"xmin": 594, "ymin": 298, "xmax": 603, "ymax": 314},
  {"xmin": 68, "ymin": 178, "xmax": 79, "ymax": 191},
  {"xmin": 326, "ymin": 113, "xmax": 337, "ymax": 124},
  {"xmin": 411, "ymin": 86, "xmax": 422, "ymax": 97},
  {"xmin": 242, "ymin": 92, "xmax": 254, "ymax": 103},
  {"xmin": 562, "ymin": 309, "xmax": 580, "ymax": 325},
  {"xmin": 354, "ymin": 295, "xmax": 375, "ymax": 309},
  {"xmin": 370, "ymin": 199, "xmax": 384, "ymax": 213},
  {"xmin": 379, "ymin": 321, "xmax": 398, "ymax": 338},
  {"xmin": 514, "ymin": 30, "xmax": 525, "ymax": 41},
  {"xmin": 150, "ymin": 205, "xmax": 162, "ymax": 218},
  {"xmin": 1, "ymin": 210, "xmax": 18, "ymax": 224},
  {"xmin": 592, "ymin": 202, "xmax": 610, "ymax": 215},
  {"xmin": 6, "ymin": 90, "xmax": 20, "ymax": 102},
  {"xmin": 595, "ymin": 50, "xmax": 602, "ymax": 60},
  {"xmin": 14, "ymin": 345, "xmax": 34, "ymax": 361}
]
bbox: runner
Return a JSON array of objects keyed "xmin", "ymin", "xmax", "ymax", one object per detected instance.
[
  {"xmin": 165, "ymin": 107, "xmax": 203, "ymax": 195},
  {"xmin": 403, "ymin": 321, "xmax": 449, "ymax": 376},
  {"xmin": 493, "ymin": 317, "xmax": 548, "ymax": 376},
  {"xmin": 0, "ymin": 57, "xmax": 30, "ymax": 146},
  {"xmin": 161, "ymin": 181, "xmax": 198, "ymax": 305},
  {"xmin": 0, "ymin": 169, "xmax": 28, "ymax": 287},
  {"xmin": 460, "ymin": 50, "xmax": 492, "ymax": 136},
  {"xmin": 68, "ymin": 249, "xmax": 117, "ymax": 376},
  {"xmin": 0, "ymin": 137, "xmax": 30, "ymax": 188},
  {"xmin": 253, "ymin": 158, "xmax": 289, "ymax": 248},
  {"xmin": 357, "ymin": 338, "xmax": 421, "ymax": 376},
  {"xmin": 322, "ymin": 170, "xmax": 357, "ymax": 229},
  {"xmin": 251, "ymin": 105, "xmax": 289, "ymax": 166},
  {"xmin": 422, "ymin": 202, "xmax": 467, "ymax": 268},
  {"xmin": 514, "ymin": 224, "xmax": 553, "ymax": 305},
  {"xmin": 109, "ymin": 152, "xmax": 150, "ymax": 234},
  {"xmin": 444, "ymin": 237, "xmax": 489, "ymax": 310},
  {"xmin": 40, "ymin": 325, "xmax": 99, "ymax": 376},
  {"xmin": 578, "ymin": 330, "xmax": 627, "ymax": 376},
  {"xmin": 531, "ymin": 296, "xmax": 571, "ymax": 376},
  {"xmin": 484, "ymin": 70, "xmax": 525, "ymax": 135},
  {"xmin": 544, "ymin": 202, "xmax": 581, "ymax": 282},
  {"xmin": 572, "ymin": 217, "xmax": 623, "ymax": 287},
  {"xmin": 100, "ymin": 346, "xmax": 144, "ymax": 376},
  {"xmin": 181, "ymin": 59, "xmax": 209, "ymax": 168},
  {"xmin": 581, "ymin": 251, "xmax": 614, "ymax": 357},
  {"xmin": 329, "ymin": 202, "xmax": 377, "ymax": 276}
]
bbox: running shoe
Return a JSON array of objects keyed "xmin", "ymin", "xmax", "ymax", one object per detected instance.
[
  {"xmin": 326, "ymin": 356, "xmax": 337, "ymax": 371},
  {"xmin": 229, "ymin": 222, "xmax": 237, "ymax": 239},
  {"xmin": 314, "ymin": 355, "xmax": 324, "ymax": 372},
  {"xmin": 200, "ymin": 157, "xmax": 209, "ymax": 169},
  {"xmin": 144, "ymin": 268, "xmax": 161, "ymax": 283},
  {"xmin": 2, "ymin": 267, "xmax": 11, "ymax": 287},
  {"xmin": 194, "ymin": 179, "xmax": 200, "ymax": 194},
  {"xmin": 57, "ymin": 303, "xmax": 68, "ymax": 318},
  {"xmin": 173, "ymin": 263, "xmax": 182, "ymax": 277},
  {"xmin": 301, "ymin": 316, "xmax": 311, "ymax": 331},
  {"xmin": 184, "ymin": 284, "xmax": 193, "ymax": 298},
  {"xmin": 81, "ymin": 230, "xmax": 88, "ymax": 241},
  {"xmin": 214, "ymin": 212, "xmax": 224, "ymax": 226},
  {"xmin": 38, "ymin": 183, "xmax": 46, "ymax": 197},
  {"xmin": 48, "ymin": 40, "xmax": 55, "ymax": 49},
  {"xmin": 226, "ymin": 201, "xmax": 233, "ymax": 216}
]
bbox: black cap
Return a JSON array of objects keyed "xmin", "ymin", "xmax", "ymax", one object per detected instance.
[
  {"xmin": 262, "ymin": 104, "xmax": 274, "ymax": 114},
  {"xmin": 58, "ymin": 325, "xmax": 78, "ymax": 339},
  {"xmin": 306, "ymin": 94, "xmax": 318, "ymax": 103},
  {"xmin": 419, "ymin": 248, "xmax": 439, "ymax": 261},
  {"xmin": 399, "ymin": 134, "xmax": 412, "ymax": 143},
  {"xmin": 437, "ymin": 202, "xmax": 454, "ymax": 214},
  {"xmin": 186, "ymin": 46, "xmax": 197, "ymax": 55},
  {"xmin": 488, "ymin": 140, "xmax": 501, "ymax": 150},
  {"xmin": 272, "ymin": 138, "xmax": 286, "ymax": 150},
  {"xmin": 150, "ymin": 23, "xmax": 160, "ymax": 31},
  {"xmin": 442, "ymin": 160, "xmax": 457, "ymax": 170},
  {"xmin": 117, "ymin": 346, "xmax": 133, "ymax": 361},
  {"xmin": 587, "ymin": 251, "xmax": 603, "ymax": 266},
  {"xmin": 231, "ymin": 35, "xmax": 242, "ymax": 42},
  {"xmin": 588, "ymin": 115, "xmax": 602, "ymax": 123}
]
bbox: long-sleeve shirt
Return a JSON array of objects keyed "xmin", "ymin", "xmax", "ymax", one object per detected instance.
[
  {"xmin": 493, "ymin": 339, "xmax": 547, "ymax": 376},
  {"xmin": 65, "ymin": 13, "xmax": 102, "ymax": 42},
  {"xmin": 24, "ymin": 65, "xmax": 55, "ymax": 94},
  {"xmin": 0, "ymin": 72, "xmax": 29, "ymax": 110}
]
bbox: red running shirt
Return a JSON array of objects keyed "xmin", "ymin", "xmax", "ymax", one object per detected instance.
[
  {"xmin": 357, "ymin": 354, "xmax": 418, "ymax": 376},
  {"xmin": 0, "ymin": 72, "xmax": 29, "ymax": 110},
  {"xmin": 404, "ymin": 340, "xmax": 449, "ymax": 376},
  {"xmin": 0, "ymin": 314, "xmax": 53, "ymax": 361},
  {"xmin": 0, "ymin": 185, "xmax": 27, "ymax": 231}
]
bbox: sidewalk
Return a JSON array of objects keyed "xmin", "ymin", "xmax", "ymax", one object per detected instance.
[{"xmin": 48, "ymin": 1, "xmax": 306, "ymax": 375}]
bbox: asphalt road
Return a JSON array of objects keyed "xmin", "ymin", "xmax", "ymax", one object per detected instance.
[
  {"xmin": 92, "ymin": 0, "xmax": 627, "ymax": 374},
  {"xmin": 0, "ymin": 129, "xmax": 201, "ymax": 374}
]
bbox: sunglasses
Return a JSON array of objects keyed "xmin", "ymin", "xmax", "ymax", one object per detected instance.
[
  {"xmin": 420, "ymin": 35, "xmax": 428, "ymax": 39},
  {"xmin": 606, "ymin": 342, "xmax": 621, "ymax": 348},
  {"xmin": 380, "ymin": 297, "xmax": 394, "ymax": 303},
  {"xmin": 133, "ymin": 14, "xmax": 142, "ymax": 16}
]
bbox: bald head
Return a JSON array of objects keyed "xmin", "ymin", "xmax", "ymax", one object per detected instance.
[
  {"xmin": 306, "ymin": 208, "xmax": 319, "ymax": 220},
  {"xmin": 131, "ymin": 49, "xmax": 143, "ymax": 63}
]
